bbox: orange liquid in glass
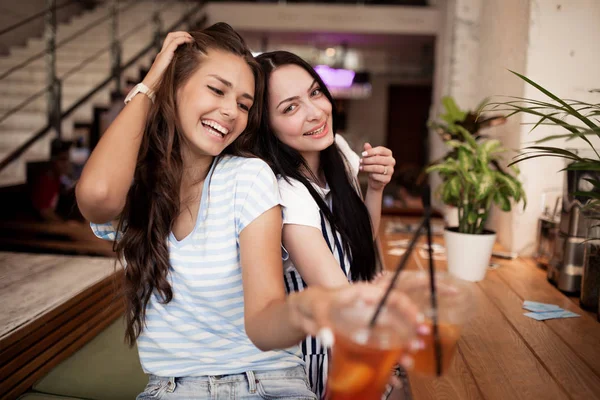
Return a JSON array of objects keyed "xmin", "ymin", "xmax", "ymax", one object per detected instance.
[
  {"xmin": 412, "ymin": 321, "xmax": 461, "ymax": 376},
  {"xmin": 326, "ymin": 329, "xmax": 404, "ymax": 400}
]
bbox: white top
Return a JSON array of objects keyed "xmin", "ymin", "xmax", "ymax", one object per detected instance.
[
  {"xmin": 279, "ymin": 134, "xmax": 360, "ymax": 273},
  {"xmin": 92, "ymin": 156, "xmax": 303, "ymax": 377}
]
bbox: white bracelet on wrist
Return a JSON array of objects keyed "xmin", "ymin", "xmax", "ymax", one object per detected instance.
[{"xmin": 124, "ymin": 82, "xmax": 156, "ymax": 105}]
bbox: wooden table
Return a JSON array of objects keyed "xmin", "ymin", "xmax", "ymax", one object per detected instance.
[
  {"xmin": 379, "ymin": 216, "xmax": 600, "ymax": 400},
  {"xmin": 0, "ymin": 252, "xmax": 123, "ymax": 399}
]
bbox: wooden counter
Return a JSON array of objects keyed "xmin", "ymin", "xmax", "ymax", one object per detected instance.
[
  {"xmin": 0, "ymin": 252, "xmax": 123, "ymax": 399},
  {"xmin": 379, "ymin": 216, "xmax": 600, "ymax": 400}
]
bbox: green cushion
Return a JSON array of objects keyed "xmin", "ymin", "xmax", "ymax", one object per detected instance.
[{"xmin": 32, "ymin": 317, "xmax": 148, "ymax": 400}]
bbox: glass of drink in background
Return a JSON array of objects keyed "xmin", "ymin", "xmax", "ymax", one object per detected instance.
[
  {"xmin": 324, "ymin": 298, "xmax": 416, "ymax": 400},
  {"xmin": 396, "ymin": 270, "xmax": 473, "ymax": 376}
]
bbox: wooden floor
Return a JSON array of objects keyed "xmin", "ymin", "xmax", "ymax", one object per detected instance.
[{"xmin": 380, "ymin": 216, "xmax": 600, "ymax": 400}]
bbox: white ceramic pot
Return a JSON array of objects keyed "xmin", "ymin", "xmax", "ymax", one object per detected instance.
[
  {"xmin": 443, "ymin": 206, "xmax": 459, "ymax": 228},
  {"xmin": 444, "ymin": 228, "xmax": 496, "ymax": 282}
]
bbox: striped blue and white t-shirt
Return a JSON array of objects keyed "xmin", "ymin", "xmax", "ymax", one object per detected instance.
[{"xmin": 92, "ymin": 155, "xmax": 303, "ymax": 377}]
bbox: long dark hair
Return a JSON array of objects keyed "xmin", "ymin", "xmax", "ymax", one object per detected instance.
[
  {"xmin": 117, "ymin": 23, "xmax": 264, "ymax": 346},
  {"xmin": 254, "ymin": 51, "xmax": 376, "ymax": 282}
]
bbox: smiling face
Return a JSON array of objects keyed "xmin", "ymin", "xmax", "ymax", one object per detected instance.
[
  {"xmin": 176, "ymin": 49, "xmax": 255, "ymax": 159},
  {"xmin": 267, "ymin": 64, "xmax": 334, "ymax": 160}
]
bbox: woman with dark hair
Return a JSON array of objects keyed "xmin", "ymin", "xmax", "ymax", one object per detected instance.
[
  {"xmin": 76, "ymin": 25, "xmax": 415, "ymax": 399},
  {"xmin": 254, "ymin": 51, "xmax": 402, "ymax": 398}
]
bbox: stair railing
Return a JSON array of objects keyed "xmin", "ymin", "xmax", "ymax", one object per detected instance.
[{"xmin": 0, "ymin": 0, "xmax": 206, "ymax": 172}]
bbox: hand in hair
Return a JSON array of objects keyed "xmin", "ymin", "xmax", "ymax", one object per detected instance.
[
  {"xmin": 142, "ymin": 31, "xmax": 194, "ymax": 90},
  {"xmin": 359, "ymin": 143, "xmax": 396, "ymax": 191},
  {"xmin": 76, "ymin": 31, "xmax": 193, "ymax": 223}
]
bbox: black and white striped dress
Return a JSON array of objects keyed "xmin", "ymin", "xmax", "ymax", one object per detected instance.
[
  {"xmin": 280, "ymin": 182, "xmax": 352, "ymax": 399},
  {"xmin": 277, "ymin": 136, "xmax": 408, "ymax": 400},
  {"xmin": 277, "ymin": 135, "xmax": 358, "ymax": 399}
]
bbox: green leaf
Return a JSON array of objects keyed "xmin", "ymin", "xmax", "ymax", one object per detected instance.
[
  {"xmin": 478, "ymin": 139, "xmax": 502, "ymax": 165},
  {"xmin": 446, "ymin": 140, "xmax": 464, "ymax": 149},
  {"xmin": 456, "ymin": 125, "xmax": 478, "ymax": 149},
  {"xmin": 494, "ymin": 191, "xmax": 512, "ymax": 211},
  {"xmin": 530, "ymin": 111, "xmax": 561, "ymax": 133},
  {"xmin": 510, "ymin": 153, "xmax": 578, "ymax": 167},
  {"xmin": 463, "ymin": 170, "xmax": 478, "ymax": 186},
  {"xmin": 426, "ymin": 163, "xmax": 458, "ymax": 175},
  {"xmin": 526, "ymin": 146, "xmax": 585, "ymax": 160},
  {"xmin": 441, "ymin": 178, "xmax": 460, "ymax": 206},
  {"xmin": 533, "ymin": 132, "xmax": 596, "ymax": 143},
  {"xmin": 495, "ymin": 172, "xmax": 520, "ymax": 198},
  {"xmin": 442, "ymin": 96, "xmax": 467, "ymax": 122},
  {"xmin": 509, "ymin": 70, "xmax": 600, "ymax": 131},
  {"xmin": 495, "ymin": 99, "xmax": 600, "ymax": 152},
  {"xmin": 457, "ymin": 147, "xmax": 471, "ymax": 171},
  {"xmin": 475, "ymin": 171, "xmax": 495, "ymax": 201},
  {"xmin": 583, "ymin": 177, "xmax": 600, "ymax": 188},
  {"xmin": 467, "ymin": 211, "xmax": 478, "ymax": 225},
  {"xmin": 447, "ymin": 175, "xmax": 461, "ymax": 198},
  {"xmin": 475, "ymin": 97, "xmax": 491, "ymax": 114},
  {"xmin": 565, "ymin": 162, "xmax": 600, "ymax": 172}
]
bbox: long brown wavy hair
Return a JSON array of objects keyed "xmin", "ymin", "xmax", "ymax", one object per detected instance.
[{"xmin": 116, "ymin": 23, "xmax": 264, "ymax": 346}]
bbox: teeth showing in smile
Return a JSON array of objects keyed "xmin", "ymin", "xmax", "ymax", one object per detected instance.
[
  {"xmin": 201, "ymin": 120, "xmax": 229, "ymax": 138},
  {"xmin": 304, "ymin": 125, "xmax": 325, "ymax": 136}
]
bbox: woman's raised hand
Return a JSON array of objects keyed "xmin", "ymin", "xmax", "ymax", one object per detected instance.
[{"xmin": 142, "ymin": 31, "xmax": 194, "ymax": 91}]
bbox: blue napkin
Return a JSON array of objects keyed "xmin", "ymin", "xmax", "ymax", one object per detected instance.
[
  {"xmin": 524, "ymin": 310, "xmax": 581, "ymax": 321},
  {"xmin": 523, "ymin": 300, "xmax": 562, "ymax": 313},
  {"xmin": 522, "ymin": 301, "xmax": 580, "ymax": 321}
]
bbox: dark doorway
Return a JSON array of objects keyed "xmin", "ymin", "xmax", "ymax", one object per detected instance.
[{"xmin": 385, "ymin": 84, "xmax": 432, "ymax": 170}]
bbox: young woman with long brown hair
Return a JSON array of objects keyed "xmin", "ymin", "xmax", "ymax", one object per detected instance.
[{"xmin": 76, "ymin": 24, "xmax": 418, "ymax": 399}]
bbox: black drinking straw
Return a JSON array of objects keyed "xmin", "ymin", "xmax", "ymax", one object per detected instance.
[
  {"xmin": 368, "ymin": 216, "xmax": 427, "ymax": 328},
  {"xmin": 422, "ymin": 186, "xmax": 443, "ymax": 377},
  {"xmin": 368, "ymin": 186, "xmax": 443, "ymax": 377}
]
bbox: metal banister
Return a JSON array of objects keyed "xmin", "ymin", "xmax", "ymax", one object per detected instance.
[
  {"xmin": 0, "ymin": 0, "xmax": 139, "ymax": 84},
  {"xmin": 0, "ymin": 1, "xmax": 206, "ymax": 172},
  {"xmin": 0, "ymin": 0, "xmax": 80, "ymax": 38}
]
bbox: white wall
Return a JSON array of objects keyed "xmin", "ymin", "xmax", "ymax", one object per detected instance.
[
  {"xmin": 345, "ymin": 75, "xmax": 389, "ymax": 150},
  {"xmin": 511, "ymin": 0, "xmax": 600, "ymax": 254},
  {"xmin": 430, "ymin": 0, "xmax": 600, "ymax": 255},
  {"xmin": 205, "ymin": 2, "xmax": 440, "ymax": 35},
  {"xmin": 476, "ymin": 0, "xmax": 530, "ymax": 252}
]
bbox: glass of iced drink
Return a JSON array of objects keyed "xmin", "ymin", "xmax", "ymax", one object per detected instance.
[
  {"xmin": 324, "ymin": 299, "xmax": 415, "ymax": 400},
  {"xmin": 396, "ymin": 270, "xmax": 473, "ymax": 376}
]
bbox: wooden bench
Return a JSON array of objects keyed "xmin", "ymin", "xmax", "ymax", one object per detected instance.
[
  {"xmin": 0, "ymin": 221, "xmax": 115, "ymax": 257},
  {"xmin": 0, "ymin": 252, "xmax": 123, "ymax": 399}
]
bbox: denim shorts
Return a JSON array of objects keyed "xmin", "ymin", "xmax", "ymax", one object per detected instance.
[{"xmin": 136, "ymin": 365, "xmax": 317, "ymax": 400}]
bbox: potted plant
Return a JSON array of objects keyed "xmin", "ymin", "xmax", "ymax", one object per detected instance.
[
  {"xmin": 427, "ymin": 96, "xmax": 526, "ymax": 282},
  {"xmin": 489, "ymin": 71, "xmax": 600, "ymax": 313},
  {"xmin": 429, "ymin": 96, "xmax": 508, "ymax": 227}
]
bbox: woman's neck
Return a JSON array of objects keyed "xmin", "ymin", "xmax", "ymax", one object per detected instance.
[
  {"xmin": 181, "ymin": 150, "xmax": 214, "ymax": 190},
  {"xmin": 301, "ymin": 151, "xmax": 325, "ymax": 188}
]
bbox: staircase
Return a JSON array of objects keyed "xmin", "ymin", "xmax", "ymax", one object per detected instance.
[{"xmin": 0, "ymin": 1, "xmax": 202, "ymax": 187}]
